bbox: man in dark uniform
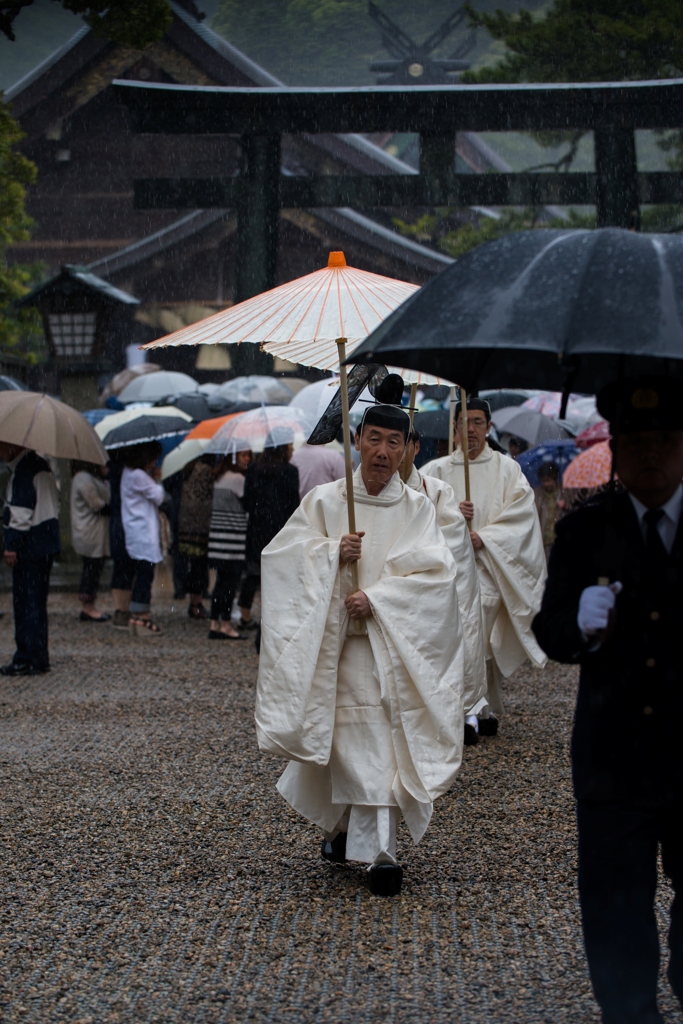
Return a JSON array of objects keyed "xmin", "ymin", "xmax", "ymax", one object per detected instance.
[{"xmin": 532, "ymin": 376, "xmax": 683, "ymax": 1024}]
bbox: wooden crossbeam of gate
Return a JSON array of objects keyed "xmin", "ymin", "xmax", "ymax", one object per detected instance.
[{"xmin": 113, "ymin": 78, "xmax": 683, "ymax": 313}]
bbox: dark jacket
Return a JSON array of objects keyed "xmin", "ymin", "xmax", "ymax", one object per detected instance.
[
  {"xmin": 243, "ymin": 460, "xmax": 300, "ymax": 564},
  {"xmin": 532, "ymin": 489, "xmax": 683, "ymax": 806},
  {"xmin": 3, "ymin": 450, "xmax": 61, "ymax": 560}
]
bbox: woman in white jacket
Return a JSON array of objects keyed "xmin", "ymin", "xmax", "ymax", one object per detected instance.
[{"xmin": 120, "ymin": 442, "xmax": 165, "ymax": 637}]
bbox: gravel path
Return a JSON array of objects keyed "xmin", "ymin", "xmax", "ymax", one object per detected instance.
[{"xmin": 0, "ymin": 594, "xmax": 680, "ymax": 1023}]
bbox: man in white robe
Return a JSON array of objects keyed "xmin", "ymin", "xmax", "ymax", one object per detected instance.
[
  {"xmin": 255, "ymin": 402, "xmax": 464, "ymax": 896},
  {"xmin": 403, "ymin": 430, "xmax": 487, "ymax": 744},
  {"xmin": 422, "ymin": 397, "xmax": 547, "ymax": 733}
]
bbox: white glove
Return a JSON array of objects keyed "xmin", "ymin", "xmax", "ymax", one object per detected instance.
[{"xmin": 577, "ymin": 582, "xmax": 623, "ymax": 635}]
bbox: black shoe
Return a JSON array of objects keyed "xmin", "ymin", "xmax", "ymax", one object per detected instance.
[
  {"xmin": 478, "ymin": 715, "xmax": 499, "ymax": 737},
  {"xmin": 238, "ymin": 618, "xmax": 258, "ymax": 631},
  {"xmin": 464, "ymin": 723, "xmax": 479, "ymax": 746},
  {"xmin": 0, "ymin": 662, "xmax": 47, "ymax": 676},
  {"xmin": 368, "ymin": 863, "xmax": 403, "ymax": 897},
  {"xmin": 79, "ymin": 611, "xmax": 111, "ymax": 622},
  {"xmin": 321, "ymin": 832, "xmax": 347, "ymax": 864},
  {"xmin": 188, "ymin": 604, "xmax": 209, "ymax": 620}
]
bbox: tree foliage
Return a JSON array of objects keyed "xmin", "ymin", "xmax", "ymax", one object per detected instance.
[
  {"xmin": 462, "ymin": 0, "xmax": 683, "ymax": 84},
  {"xmin": 214, "ymin": 0, "xmax": 484, "ymax": 86},
  {"xmin": 1, "ymin": 0, "xmax": 171, "ymax": 46},
  {"xmin": 394, "ymin": 1, "xmax": 683, "ymax": 258},
  {"xmin": 0, "ymin": 97, "xmax": 43, "ymax": 356}
]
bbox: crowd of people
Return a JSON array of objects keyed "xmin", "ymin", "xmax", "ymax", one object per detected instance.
[{"xmin": 1, "ymin": 374, "xmax": 681, "ymax": 1023}]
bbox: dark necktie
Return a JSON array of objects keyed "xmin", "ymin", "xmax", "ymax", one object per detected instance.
[{"xmin": 643, "ymin": 508, "xmax": 668, "ymax": 578}]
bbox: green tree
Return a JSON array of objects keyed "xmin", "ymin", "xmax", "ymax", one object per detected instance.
[
  {"xmin": 1, "ymin": 0, "xmax": 172, "ymax": 47},
  {"xmin": 462, "ymin": 0, "xmax": 683, "ymax": 84},
  {"xmin": 0, "ymin": 97, "xmax": 44, "ymax": 356},
  {"xmin": 395, "ymin": 1, "xmax": 683, "ymax": 257},
  {"xmin": 462, "ymin": 0, "xmax": 683, "ymax": 169},
  {"xmin": 213, "ymin": 0, "xmax": 484, "ymax": 86}
]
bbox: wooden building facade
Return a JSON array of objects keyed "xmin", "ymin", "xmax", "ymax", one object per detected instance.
[{"xmin": 5, "ymin": 0, "xmax": 454, "ymax": 382}]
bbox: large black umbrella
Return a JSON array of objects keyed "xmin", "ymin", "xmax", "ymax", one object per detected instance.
[{"xmin": 348, "ymin": 229, "xmax": 683, "ymax": 396}]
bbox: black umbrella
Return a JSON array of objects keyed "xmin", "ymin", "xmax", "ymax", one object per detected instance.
[
  {"xmin": 103, "ymin": 414, "xmax": 191, "ymax": 450},
  {"xmin": 348, "ymin": 229, "xmax": 683, "ymax": 398},
  {"xmin": 158, "ymin": 393, "xmax": 214, "ymax": 422}
]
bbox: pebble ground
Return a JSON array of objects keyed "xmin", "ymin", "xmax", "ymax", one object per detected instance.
[{"xmin": 0, "ymin": 593, "xmax": 680, "ymax": 1024}]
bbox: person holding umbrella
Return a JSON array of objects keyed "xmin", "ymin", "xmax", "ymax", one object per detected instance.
[
  {"xmin": 255, "ymin": 386, "xmax": 465, "ymax": 897},
  {"xmin": 533, "ymin": 376, "xmax": 683, "ymax": 1024},
  {"xmin": 421, "ymin": 396, "xmax": 547, "ymax": 735},
  {"xmin": 0, "ymin": 441, "xmax": 60, "ymax": 675},
  {"xmin": 402, "ymin": 428, "xmax": 487, "ymax": 745}
]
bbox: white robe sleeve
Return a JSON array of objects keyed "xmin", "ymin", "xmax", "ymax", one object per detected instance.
[
  {"xmin": 477, "ymin": 461, "xmax": 548, "ymax": 671},
  {"xmin": 255, "ymin": 498, "xmax": 342, "ymax": 765},
  {"xmin": 427, "ymin": 482, "xmax": 487, "ymax": 715}
]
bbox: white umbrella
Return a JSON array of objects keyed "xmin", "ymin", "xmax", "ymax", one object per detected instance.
[
  {"xmin": 492, "ymin": 406, "xmax": 573, "ymax": 446},
  {"xmin": 289, "ymin": 378, "xmax": 341, "ymax": 421},
  {"xmin": 210, "ymin": 375, "xmax": 293, "ymax": 405},
  {"xmin": 161, "ymin": 438, "xmax": 209, "ymax": 480},
  {"xmin": 207, "ymin": 406, "xmax": 315, "ymax": 457},
  {"xmin": 118, "ymin": 371, "xmax": 198, "ymax": 405}
]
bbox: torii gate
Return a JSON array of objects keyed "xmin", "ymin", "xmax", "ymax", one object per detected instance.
[{"xmin": 114, "ymin": 77, "xmax": 683, "ymax": 308}]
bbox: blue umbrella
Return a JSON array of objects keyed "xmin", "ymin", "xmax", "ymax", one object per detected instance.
[
  {"xmin": 81, "ymin": 408, "xmax": 118, "ymax": 427},
  {"xmin": 517, "ymin": 439, "xmax": 579, "ymax": 488}
]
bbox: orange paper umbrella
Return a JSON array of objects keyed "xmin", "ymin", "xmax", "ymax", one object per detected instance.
[{"xmin": 563, "ymin": 440, "xmax": 613, "ymax": 489}]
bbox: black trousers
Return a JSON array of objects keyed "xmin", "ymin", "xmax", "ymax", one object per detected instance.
[
  {"xmin": 79, "ymin": 556, "xmax": 105, "ymax": 601},
  {"xmin": 186, "ymin": 555, "xmax": 208, "ymax": 598},
  {"xmin": 577, "ymin": 799, "xmax": 683, "ymax": 1024},
  {"xmin": 110, "ymin": 554, "xmax": 135, "ymax": 591},
  {"xmin": 130, "ymin": 560, "xmax": 156, "ymax": 613},
  {"xmin": 12, "ymin": 556, "xmax": 54, "ymax": 672},
  {"xmin": 238, "ymin": 568, "xmax": 260, "ymax": 611},
  {"xmin": 211, "ymin": 561, "xmax": 244, "ymax": 621}
]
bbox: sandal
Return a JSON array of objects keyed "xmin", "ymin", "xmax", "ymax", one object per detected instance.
[
  {"xmin": 208, "ymin": 629, "xmax": 247, "ymax": 641},
  {"xmin": 129, "ymin": 617, "xmax": 162, "ymax": 638}
]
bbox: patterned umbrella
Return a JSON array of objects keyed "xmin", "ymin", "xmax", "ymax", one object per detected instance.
[
  {"xmin": 576, "ymin": 420, "xmax": 610, "ymax": 449},
  {"xmin": 517, "ymin": 439, "xmax": 579, "ymax": 488},
  {"xmin": 563, "ymin": 440, "xmax": 613, "ymax": 488}
]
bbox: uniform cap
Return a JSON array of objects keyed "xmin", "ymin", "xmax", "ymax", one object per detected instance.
[{"xmin": 597, "ymin": 376, "xmax": 683, "ymax": 433}]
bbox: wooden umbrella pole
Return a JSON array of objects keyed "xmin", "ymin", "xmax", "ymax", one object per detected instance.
[
  {"xmin": 401, "ymin": 382, "xmax": 418, "ymax": 482},
  {"xmin": 448, "ymin": 385, "xmax": 456, "ymax": 456},
  {"xmin": 460, "ymin": 385, "xmax": 473, "ymax": 531},
  {"xmin": 337, "ymin": 338, "xmax": 362, "ymax": 633}
]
